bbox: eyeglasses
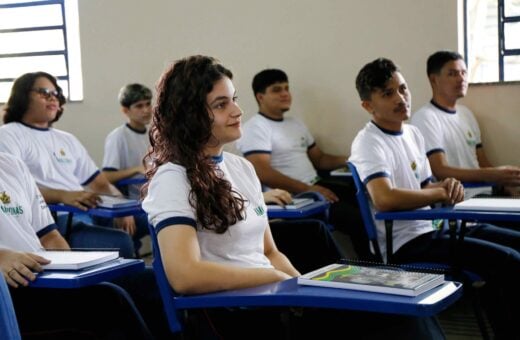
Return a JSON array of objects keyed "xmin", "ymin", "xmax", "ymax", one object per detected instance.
[{"xmin": 31, "ymin": 88, "xmax": 60, "ymax": 100}]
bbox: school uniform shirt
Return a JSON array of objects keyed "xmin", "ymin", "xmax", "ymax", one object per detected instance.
[
  {"xmin": 0, "ymin": 152, "xmax": 56, "ymax": 252},
  {"xmin": 143, "ymin": 152, "xmax": 273, "ymax": 268},
  {"xmin": 349, "ymin": 121, "xmax": 437, "ymax": 262},
  {"xmin": 102, "ymin": 124, "xmax": 149, "ymax": 198},
  {"xmin": 410, "ymin": 101, "xmax": 491, "ymax": 197},
  {"xmin": 0, "ymin": 122, "xmax": 100, "ymax": 191},
  {"xmin": 236, "ymin": 113, "xmax": 319, "ymax": 186}
]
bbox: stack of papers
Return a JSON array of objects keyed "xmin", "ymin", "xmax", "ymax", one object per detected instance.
[
  {"xmin": 454, "ymin": 197, "xmax": 520, "ymax": 212},
  {"xmin": 35, "ymin": 250, "xmax": 120, "ymax": 270},
  {"xmin": 97, "ymin": 195, "xmax": 140, "ymax": 209}
]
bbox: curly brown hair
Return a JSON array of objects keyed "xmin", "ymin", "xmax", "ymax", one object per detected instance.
[{"xmin": 143, "ymin": 55, "xmax": 245, "ymax": 233}]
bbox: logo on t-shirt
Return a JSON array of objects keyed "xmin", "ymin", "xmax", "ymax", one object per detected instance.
[
  {"xmin": 410, "ymin": 161, "xmax": 419, "ymax": 179},
  {"xmin": 465, "ymin": 130, "xmax": 477, "ymax": 147},
  {"xmin": 53, "ymin": 148, "xmax": 72, "ymax": 164},
  {"xmin": 0, "ymin": 191, "xmax": 24, "ymax": 216},
  {"xmin": 254, "ymin": 205, "xmax": 265, "ymax": 216}
]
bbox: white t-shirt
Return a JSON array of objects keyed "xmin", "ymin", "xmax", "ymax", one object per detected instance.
[
  {"xmin": 143, "ymin": 152, "xmax": 273, "ymax": 269},
  {"xmin": 0, "ymin": 152, "xmax": 56, "ymax": 252},
  {"xmin": 0, "ymin": 122, "xmax": 100, "ymax": 191},
  {"xmin": 349, "ymin": 121, "xmax": 437, "ymax": 262},
  {"xmin": 102, "ymin": 124, "xmax": 149, "ymax": 198},
  {"xmin": 236, "ymin": 113, "xmax": 319, "ymax": 185},
  {"xmin": 411, "ymin": 101, "xmax": 491, "ymax": 197}
]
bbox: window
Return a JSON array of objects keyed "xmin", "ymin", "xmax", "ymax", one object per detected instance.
[
  {"xmin": 465, "ymin": 0, "xmax": 520, "ymax": 83},
  {"xmin": 0, "ymin": 0, "xmax": 82, "ymax": 103}
]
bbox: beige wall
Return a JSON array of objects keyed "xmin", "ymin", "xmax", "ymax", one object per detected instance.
[{"xmin": 55, "ymin": 0, "xmax": 464, "ymax": 163}]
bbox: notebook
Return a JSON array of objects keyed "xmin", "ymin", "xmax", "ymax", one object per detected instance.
[
  {"xmin": 298, "ymin": 263, "xmax": 445, "ymax": 297},
  {"xmin": 454, "ymin": 197, "xmax": 520, "ymax": 212},
  {"xmin": 97, "ymin": 195, "xmax": 140, "ymax": 209},
  {"xmin": 267, "ymin": 198, "xmax": 314, "ymax": 210},
  {"xmin": 35, "ymin": 250, "xmax": 120, "ymax": 270}
]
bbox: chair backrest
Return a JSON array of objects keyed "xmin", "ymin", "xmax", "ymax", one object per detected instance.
[
  {"xmin": 0, "ymin": 275, "xmax": 21, "ymax": 340},
  {"xmin": 347, "ymin": 161, "xmax": 383, "ymax": 261},
  {"xmin": 146, "ymin": 223, "xmax": 184, "ymax": 333}
]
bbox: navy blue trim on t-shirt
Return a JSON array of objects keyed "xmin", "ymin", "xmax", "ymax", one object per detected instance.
[
  {"xmin": 102, "ymin": 167, "xmax": 118, "ymax": 171},
  {"xmin": 20, "ymin": 121, "xmax": 50, "ymax": 131},
  {"xmin": 370, "ymin": 120, "xmax": 403, "ymax": 136},
  {"xmin": 243, "ymin": 150, "xmax": 271, "ymax": 157},
  {"xmin": 125, "ymin": 123, "xmax": 147, "ymax": 134},
  {"xmin": 81, "ymin": 170, "xmax": 101, "ymax": 186},
  {"xmin": 212, "ymin": 154, "xmax": 224, "ymax": 164},
  {"xmin": 420, "ymin": 176, "xmax": 433, "ymax": 188},
  {"xmin": 426, "ymin": 148, "xmax": 445, "ymax": 157},
  {"xmin": 363, "ymin": 171, "xmax": 390, "ymax": 185},
  {"xmin": 258, "ymin": 112, "xmax": 283, "ymax": 122},
  {"xmin": 476, "ymin": 143, "xmax": 483, "ymax": 148},
  {"xmin": 430, "ymin": 100, "xmax": 456, "ymax": 114},
  {"xmin": 156, "ymin": 217, "xmax": 197, "ymax": 234},
  {"xmin": 307, "ymin": 142, "xmax": 316, "ymax": 151},
  {"xmin": 36, "ymin": 223, "xmax": 58, "ymax": 238}
]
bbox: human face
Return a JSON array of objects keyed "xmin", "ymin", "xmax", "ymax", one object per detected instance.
[
  {"xmin": 256, "ymin": 81, "xmax": 291, "ymax": 119},
  {"xmin": 361, "ymin": 72, "xmax": 411, "ymax": 132},
  {"xmin": 123, "ymin": 99, "xmax": 152, "ymax": 130},
  {"xmin": 23, "ymin": 77, "xmax": 60, "ymax": 128},
  {"xmin": 206, "ymin": 77, "xmax": 242, "ymax": 155},
  {"xmin": 431, "ymin": 59, "xmax": 468, "ymax": 104}
]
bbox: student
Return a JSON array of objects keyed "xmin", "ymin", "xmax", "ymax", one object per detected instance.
[
  {"xmin": 349, "ymin": 57, "xmax": 520, "ymax": 339},
  {"xmin": 101, "ymin": 83, "xmax": 152, "ymax": 253},
  {"xmin": 142, "ymin": 54, "xmax": 444, "ymax": 339},
  {"xmin": 236, "ymin": 69, "xmax": 366, "ymax": 257},
  {"xmin": 0, "ymin": 72, "xmax": 136, "ymax": 257},
  {"xmin": 410, "ymin": 51, "xmax": 520, "ymax": 198},
  {"xmin": 102, "ymin": 83, "xmax": 152, "ymax": 198},
  {"xmin": 0, "ymin": 151, "xmax": 155, "ymax": 339}
]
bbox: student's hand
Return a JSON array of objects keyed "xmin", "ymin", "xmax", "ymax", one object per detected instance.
[
  {"xmin": 133, "ymin": 165, "xmax": 146, "ymax": 175},
  {"xmin": 493, "ymin": 166, "xmax": 520, "ymax": 186},
  {"xmin": 62, "ymin": 191, "xmax": 101, "ymax": 211},
  {"xmin": 114, "ymin": 216, "xmax": 136, "ymax": 236},
  {"xmin": 439, "ymin": 178, "xmax": 464, "ymax": 205},
  {"xmin": 273, "ymin": 269, "xmax": 293, "ymax": 282},
  {"xmin": 0, "ymin": 249, "xmax": 50, "ymax": 288},
  {"xmin": 263, "ymin": 189, "xmax": 292, "ymax": 206},
  {"xmin": 308, "ymin": 184, "xmax": 339, "ymax": 203},
  {"xmin": 503, "ymin": 185, "xmax": 520, "ymax": 198}
]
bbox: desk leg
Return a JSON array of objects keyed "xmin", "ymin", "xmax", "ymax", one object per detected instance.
[
  {"xmin": 384, "ymin": 220, "xmax": 393, "ymax": 263},
  {"xmin": 64, "ymin": 213, "xmax": 74, "ymax": 241}
]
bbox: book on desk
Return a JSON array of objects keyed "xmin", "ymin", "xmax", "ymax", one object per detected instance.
[
  {"xmin": 34, "ymin": 250, "xmax": 120, "ymax": 270},
  {"xmin": 97, "ymin": 195, "xmax": 140, "ymax": 209},
  {"xmin": 298, "ymin": 263, "xmax": 445, "ymax": 297},
  {"xmin": 454, "ymin": 197, "xmax": 520, "ymax": 212},
  {"xmin": 266, "ymin": 198, "xmax": 314, "ymax": 210}
]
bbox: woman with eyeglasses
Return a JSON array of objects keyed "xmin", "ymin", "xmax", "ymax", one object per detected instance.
[
  {"xmin": 142, "ymin": 55, "xmax": 444, "ymax": 339},
  {"xmin": 0, "ymin": 71, "xmax": 143, "ymax": 257}
]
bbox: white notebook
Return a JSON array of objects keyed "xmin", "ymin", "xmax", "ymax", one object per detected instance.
[
  {"xmin": 35, "ymin": 250, "xmax": 120, "ymax": 270},
  {"xmin": 97, "ymin": 195, "xmax": 140, "ymax": 209},
  {"xmin": 454, "ymin": 198, "xmax": 520, "ymax": 212},
  {"xmin": 267, "ymin": 198, "xmax": 314, "ymax": 210}
]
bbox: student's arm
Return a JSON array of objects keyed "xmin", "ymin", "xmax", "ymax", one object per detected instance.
[
  {"xmin": 38, "ymin": 188, "xmax": 100, "ymax": 211},
  {"xmin": 158, "ymin": 225, "xmax": 292, "ymax": 295},
  {"xmin": 39, "ymin": 230, "xmax": 69, "ymax": 250},
  {"xmin": 476, "ymin": 147, "xmax": 494, "ymax": 168},
  {"xmin": 263, "ymin": 224, "xmax": 300, "ymax": 277},
  {"xmin": 429, "ymin": 152, "xmax": 520, "ymax": 185},
  {"xmin": 245, "ymin": 153, "xmax": 338, "ymax": 202},
  {"xmin": 262, "ymin": 189, "xmax": 292, "ymax": 206},
  {"xmin": 366, "ymin": 176, "xmax": 464, "ymax": 212},
  {"xmin": 102, "ymin": 166, "xmax": 145, "ymax": 184},
  {"xmin": 0, "ymin": 249, "xmax": 50, "ymax": 288},
  {"xmin": 307, "ymin": 144, "xmax": 347, "ymax": 171}
]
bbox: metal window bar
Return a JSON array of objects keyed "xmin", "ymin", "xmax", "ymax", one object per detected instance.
[{"xmin": 498, "ymin": 0, "xmax": 520, "ymax": 81}]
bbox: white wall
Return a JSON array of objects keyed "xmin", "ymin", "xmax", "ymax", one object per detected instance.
[{"xmin": 55, "ymin": 0, "xmax": 460, "ymax": 164}]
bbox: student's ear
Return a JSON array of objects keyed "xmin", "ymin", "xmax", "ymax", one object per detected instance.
[
  {"xmin": 428, "ymin": 74, "xmax": 437, "ymax": 88},
  {"xmin": 255, "ymin": 92, "xmax": 264, "ymax": 104},
  {"xmin": 361, "ymin": 100, "xmax": 374, "ymax": 115},
  {"xmin": 121, "ymin": 106, "xmax": 130, "ymax": 116}
]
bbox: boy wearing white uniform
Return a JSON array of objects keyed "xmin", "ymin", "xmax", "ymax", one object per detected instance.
[
  {"xmin": 350, "ymin": 58, "xmax": 520, "ymax": 338},
  {"xmin": 103, "ymin": 83, "xmax": 152, "ymax": 199},
  {"xmin": 0, "ymin": 72, "xmax": 135, "ymax": 257},
  {"xmin": 410, "ymin": 51, "xmax": 520, "ymax": 197}
]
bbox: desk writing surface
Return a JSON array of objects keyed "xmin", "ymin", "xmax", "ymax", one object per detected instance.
[
  {"xmin": 174, "ymin": 278, "xmax": 461, "ymax": 317},
  {"xmin": 267, "ymin": 201, "xmax": 328, "ymax": 219},
  {"xmin": 375, "ymin": 207, "xmax": 520, "ymax": 223},
  {"xmin": 29, "ymin": 259, "xmax": 145, "ymax": 289},
  {"xmin": 48, "ymin": 203, "xmax": 144, "ymax": 218}
]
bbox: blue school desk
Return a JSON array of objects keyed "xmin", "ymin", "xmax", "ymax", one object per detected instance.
[
  {"xmin": 29, "ymin": 258, "xmax": 145, "ymax": 289},
  {"xmin": 375, "ymin": 206, "xmax": 520, "ymax": 223},
  {"xmin": 267, "ymin": 201, "xmax": 329, "ymax": 219}
]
